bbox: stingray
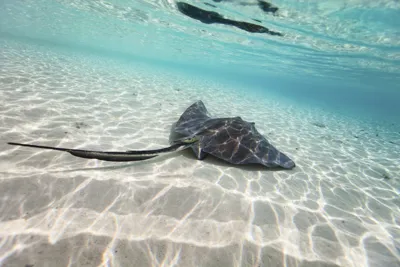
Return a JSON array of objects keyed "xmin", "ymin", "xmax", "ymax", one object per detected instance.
[{"xmin": 8, "ymin": 100, "xmax": 295, "ymax": 169}]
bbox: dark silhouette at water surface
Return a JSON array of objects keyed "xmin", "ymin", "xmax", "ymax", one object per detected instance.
[{"xmin": 177, "ymin": 2, "xmax": 283, "ymax": 36}]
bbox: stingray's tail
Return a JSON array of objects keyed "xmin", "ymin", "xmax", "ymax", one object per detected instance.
[{"xmin": 7, "ymin": 141, "xmax": 193, "ymax": 162}]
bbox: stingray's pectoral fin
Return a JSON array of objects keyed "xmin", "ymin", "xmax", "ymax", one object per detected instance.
[{"xmin": 7, "ymin": 142, "xmax": 161, "ymax": 162}]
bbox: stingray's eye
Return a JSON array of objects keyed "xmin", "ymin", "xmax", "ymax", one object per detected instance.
[{"xmin": 184, "ymin": 137, "xmax": 199, "ymax": 143}]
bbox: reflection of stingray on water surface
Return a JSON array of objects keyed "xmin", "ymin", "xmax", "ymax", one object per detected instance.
[
  {"xmin": 176, "ymin": 2, "xmax": 283, "ymax": 36},
  {"xmin": 8, "ymin": 101, "xmax": 295, "ymax": 169}
]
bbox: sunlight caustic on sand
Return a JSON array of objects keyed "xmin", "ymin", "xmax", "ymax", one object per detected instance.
[{"xmin": 0, "ymin": 39, "xmax": 399, "ymax": 267}]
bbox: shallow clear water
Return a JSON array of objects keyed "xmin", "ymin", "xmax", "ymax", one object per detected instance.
[
  {"xmin": 1, "ymin": 0, "xmax": 399, "ymax": 122},
  {"xmin": 0, "ymin": 1, "xmax": 399, "ymax": 267}
]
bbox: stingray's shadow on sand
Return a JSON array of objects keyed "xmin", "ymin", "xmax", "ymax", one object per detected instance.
[{"xmin": 52, "ymin": 149, "xmax": 292, "ymax": 174}]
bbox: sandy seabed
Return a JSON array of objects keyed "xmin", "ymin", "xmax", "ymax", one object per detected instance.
[{"xmin": 0, "ymin": 39, "xmax": 399, "ymax": 267}]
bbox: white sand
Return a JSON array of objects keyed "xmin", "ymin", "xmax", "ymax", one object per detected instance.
[{"xmin": 0, "ymin": 39, "xmax": 399, "ymax": 267}]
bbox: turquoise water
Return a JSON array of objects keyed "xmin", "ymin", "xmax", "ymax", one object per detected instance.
[
  {"xmin": 1, "ymin": 0, "xmax": 399, "ymax": 123},
  {"xmin": 1, "ymin": 1, "xmax": 400, "ymax": 267}
]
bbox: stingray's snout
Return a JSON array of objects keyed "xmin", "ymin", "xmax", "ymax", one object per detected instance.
[
  {"xmin": 264, "ymin": 146, "xmax": 295, "ymax": 169},
  {"xmin": 276, "ymin": 151, "xmax": 295, "ymax": 169},
  {"xmin": 280, "ymin": 155, "xmax": 295, "ymax": 169}
]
